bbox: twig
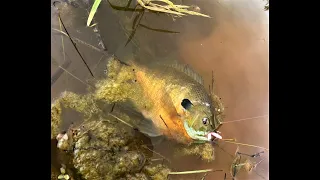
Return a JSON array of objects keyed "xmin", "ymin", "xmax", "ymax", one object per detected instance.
[
  {"xmin": 58, "ymin": 17, "xmax": 66, "ymax": 62},
  {"xmin": 51, "ymin": 58, "xmax": 93, "ymax": 88},
  {"xmin": 141, "ymin": 145, "xmax": 171, "ymax": 163},
  {"xmin": 159, "ymin": 115, "xmax": 169, "ymax": 129},
  {"xmin": 109, "ymin": 113, "xmax": 134, "ymax": 128},
  {"xmin": 169, "ymin": 169, "xmax": 222, "ymax": 175},
  {"xmin": 57, "ymin": 13, "xmax": 95, "ymax": 77},
  {"xmin": 52, "ymin": 28, "xmax": 108, "ymax": 56}
]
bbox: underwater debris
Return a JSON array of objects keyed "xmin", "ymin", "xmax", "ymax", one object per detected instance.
[{"xmin": 175, "ymin": 143, "xmax": 215, "ymax": 162}]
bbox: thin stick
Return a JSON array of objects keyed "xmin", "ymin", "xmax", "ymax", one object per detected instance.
[
  {"xmin": 159, "ymin": 115, "xmax": 169, "ymax": 129},
  {"xmin": 93, "ymin": 54, "xmax": 105, "ymax": 72},
  {"xmin": 222, "ymin": 140, "xmax": 269, "ymax": 151},
  {"xmin": 52, "ymin": 28, "xmax": 69, "ymax": 37},
  {"xmin": 52, "ymin": 59, "xmax": 93, "ymax": 88},
  {"xmin": 57, "ymin": 14, "xmax": 95, "ymax": 77},
  {"xmin": 223, "ymin": 115, "xmax": 268, "ymax": 124},
  {"xmin": 150, "ymin": 158, "xmax": 164, "ymax": 161},
  {"xmin": 109, "ymin": 113, "xmax": 134, "ymax": 128},
  {"xmin": 169, "ymin": 169, "xmax": 222, "ymax": 175},
  {"xmin": 52, "ymin": 28, "xmax": 108, "ymax": 56},
  {"xmin": 201, "ymin": 173, "xmax": 207, "ymax": 180},
  {"xmin": 211, "ymin": 71, "xmax": 214, "ymax": 94},
  {"xmin": 141, "ymin": 145, "xmax": 171, "ymax": 163},
  {"xmin": 58, "ymin": 17, "xmax": 66, "ymax": 62}
]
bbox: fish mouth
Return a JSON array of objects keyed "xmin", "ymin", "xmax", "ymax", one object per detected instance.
[{"xmin": 183, "ymin": 121, "xmax": 210, "ymax": 141}]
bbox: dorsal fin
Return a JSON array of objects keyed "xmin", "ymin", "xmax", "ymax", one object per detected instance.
[{"xmin": 167, "ymin": 61, "xmax": 204, "ymax": 85}]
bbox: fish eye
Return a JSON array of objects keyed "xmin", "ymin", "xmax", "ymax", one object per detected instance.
[
  {"xmin": 181, "ymin": 99, "xmax": 193, "ymax": 110},
  {"xmin": 202, "ymin": 118, "xmax": 208, "ymax": 125}
]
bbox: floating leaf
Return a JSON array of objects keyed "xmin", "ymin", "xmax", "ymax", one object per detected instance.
[{"xmin": 87, "ymin": 0, "xmax": 102, "ymax": 27}]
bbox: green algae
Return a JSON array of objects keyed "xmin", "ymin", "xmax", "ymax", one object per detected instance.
[{"xmin": 174, "ymin": 143, "xmax": 215, "ymax": 162}]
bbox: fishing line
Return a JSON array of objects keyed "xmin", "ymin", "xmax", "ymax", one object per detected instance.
[{"xmin": 223, "ymin": 115, "xmax": 268, "ymax": 124}]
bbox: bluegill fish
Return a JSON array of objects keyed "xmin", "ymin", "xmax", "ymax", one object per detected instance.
[{"xmin": 102, "ymin": 58, "xmax": 224, "ymax": 144}]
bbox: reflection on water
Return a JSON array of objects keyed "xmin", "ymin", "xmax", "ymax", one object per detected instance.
[{"xmin": 51, "ymin": 0, "xmax": 268, "ymax": 179}]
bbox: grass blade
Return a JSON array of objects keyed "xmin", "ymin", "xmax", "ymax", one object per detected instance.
[{"xmin": 87, "ymin": 0, "xmax": 102, "ymax": 27}]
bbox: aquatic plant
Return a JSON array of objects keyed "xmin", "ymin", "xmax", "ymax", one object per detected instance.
[
  {"xmin": 55, "ymin": 116, "xmax": 171, "ymax": 179},
  {"xmin": 86, "ymin": 0, "xmax": 211, "ymax": 29},
  {"xmin": 135, "ymin": 0, "xmax": 210, "ymax": 17},
  {"xmin": 87, "ymin": 0, "xmax": 102, "ymax": 27}
]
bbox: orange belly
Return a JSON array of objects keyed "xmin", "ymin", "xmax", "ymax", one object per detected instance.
[{"xmin": 135, "ymin": 70, "xmax": 192, "ymax": 144}]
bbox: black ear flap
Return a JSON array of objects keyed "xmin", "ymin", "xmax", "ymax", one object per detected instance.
[{"xmin": 181, "ymin": 99, "xmax": 193, "ymax": 110}]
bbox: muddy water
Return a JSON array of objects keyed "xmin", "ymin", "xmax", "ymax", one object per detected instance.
[
  {"xmin": 170, "ymin": 1, "xmax": 269, "ymax": 179},
  {"xmin": 51, "ymin": 0, "xmax": 269, "ymax": 179}
]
